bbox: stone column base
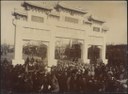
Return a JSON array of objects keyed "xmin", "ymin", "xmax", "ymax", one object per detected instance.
[
  {"xmin": 103, "ymin": 59, "xmax": 108, "ymax": 65},
  {"xmin": 48, "ymin": 59, "xmax": 57, "ymax": 67},
  {"xmin": 84, "ymin": 59, "xmax": 90, "ymax": 64},
  {"xmin": 12, "ymin": 59, "xmax": 24, "ymax": 66}
]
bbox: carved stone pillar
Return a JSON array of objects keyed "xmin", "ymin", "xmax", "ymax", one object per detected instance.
[
  {"xmin": 48, "ymin": 26, "xmax": 57, "ymax": 67},
  {"xmin": 83, "ymin": 41, "xmax": 90, "ymax": 64},
  {"xmin": 12, "ymin": 25, "xmax": 24, "ymax": 66}
]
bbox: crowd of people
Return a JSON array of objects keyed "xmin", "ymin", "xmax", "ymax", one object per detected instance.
[{"xmin": 1, "ymin": 58, "xmax": 128, "ymax": 93}]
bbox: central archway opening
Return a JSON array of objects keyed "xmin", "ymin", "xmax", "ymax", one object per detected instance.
[
  {"xmin": 55, "ymin": 38, "xmax": 84, "ymax": 62},
  {"xmin": 88, "ymin": 45, "xmax": 100, "ymax": 64}
]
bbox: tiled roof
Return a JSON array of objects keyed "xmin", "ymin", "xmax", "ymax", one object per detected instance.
[
  {"xmin": 84, "ymin": 18, "xmax": 92, "ymax": 24},
  {"xmin": 13, "ymin": 8, "xmax": 27, "ymax": 16},
  {"xmin": 88, "ymin": 15, "xmax": 105, "ymax": 23},
  {"xmin": 57, "ymin": 2, "xmax": 87, "ymax": 14},
  {"xmin": 23, "ymin": 1, "xmax": 87, "ymax": 14},
  {"xmin": 23, "ymin": 1, "xmax": 54, "ymax": 10}
]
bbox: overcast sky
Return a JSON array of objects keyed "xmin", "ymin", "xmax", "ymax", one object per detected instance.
[{"xmin": 1, "ymin": 1, "xmax": 127, "ymax": 45}]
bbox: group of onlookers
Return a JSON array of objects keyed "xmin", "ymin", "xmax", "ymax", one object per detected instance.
[{"xmin": 1, "ymin": 58, "xmax": 128, "ymax": 93}]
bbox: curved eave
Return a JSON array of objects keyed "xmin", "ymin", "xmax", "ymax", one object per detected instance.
[
  {"xmin": 12, "ymin": 9, "xmax": 26, "ymax": 16},
  {"xmin": 22, "ymin": 2, "xmax": 53, "ymax": 11},
  {"xmin": 84, "ymin": 21, "xmax": 92, "ymax": 24},
  {"xmin": 84, "ymin": 19, "xmax": 92, "ymax": 24},
  {"xmin": 88, "ymin": 16, "xmax": 105, "ymax": 23},
  {"xmin": 12, "ymin": 11, "xmax": 27, "ymax": 17},
  {"xmin": 57, "ymin": 4, "xmax": 87, "ymax": 14}
]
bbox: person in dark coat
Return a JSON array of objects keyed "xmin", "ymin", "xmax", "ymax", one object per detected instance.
[
  {"xmin": 50, "ymin": 73, "xmax": 60, "ymax": 93},
  {"xmin": 105, "ymin": 71, "xmax": 117, "ymax": 92},
  {"xmin": 40, "ymin": 72, "xmax": 51, "ymax": 93}
]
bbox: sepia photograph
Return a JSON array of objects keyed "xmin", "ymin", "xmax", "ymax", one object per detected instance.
[{"xmin": 1, "ymin": 0, "xmax": 127, "ymax": 94}]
